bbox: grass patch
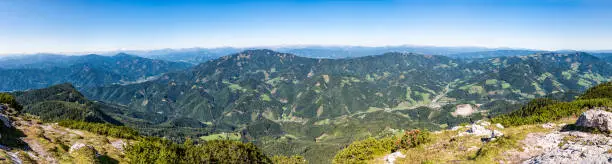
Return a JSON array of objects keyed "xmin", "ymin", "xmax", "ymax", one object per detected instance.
[
  {"xmin": 261, "ymin": 94, "xmax": 272, "ymax": 101},
  {"xmin": 199, "ymin": 132, "xmax": 241, "ymax": 141},
  {"xmin": 333, "ymin": 129, "xmax": 431, "ymax": 164},
  {"xmin": 58, "ymin": 120, "xmax": 140, "ymax": 139},
  {"xmin": 492, "ymin": 98, "xmax": 612, "ymax": 127},
  {"xmin": 470, "ymin": 135, "xmax": 518, "ymax": 161}
]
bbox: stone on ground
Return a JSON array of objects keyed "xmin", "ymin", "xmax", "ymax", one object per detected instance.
[
  {"xmin": 575, "ymin": 109, "xmax": 612, "ymax": 132},
  {"xmin": 384, "ymin": 152, "xmax": 406, "ymax": 164}
]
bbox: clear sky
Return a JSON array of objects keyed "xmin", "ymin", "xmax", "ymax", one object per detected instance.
[{"xmin": 1, "ymin": 0, "xmax": 611, "ymax": 54}]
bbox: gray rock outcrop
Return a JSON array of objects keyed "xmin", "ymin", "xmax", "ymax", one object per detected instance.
[
  {"xmin": 575, "ymin": 109, "xmax": 612, "ymax": 132},
  {"xmin": 458, "ymin": 121, "xmax": 504, "ymax": 138},
  {"xmin": 0, "ymin": 114, "xmax": 12, "ymax": 128},
  {"xmin": 69, "ymin": 142, "xmax": 98, "ymax": 155},
  {"xmin": 523, "ymin": 131, "xmax": 612, "ymax": 164}
]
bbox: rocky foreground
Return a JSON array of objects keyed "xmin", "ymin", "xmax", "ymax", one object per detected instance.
[
  {"xmin": 521, "ymin": 130, "xmax": 611, "ymax": 163},
  {"xmin": 521, "ymin": 109, "xmax": 612, "ymax": 164},
  {"xmin": 378, "ymin": 108, "xmax": 612, "ymax": 164},
  {"xmin": 0, "ymin": 104, "xmax": 129, "ymax": 164}
]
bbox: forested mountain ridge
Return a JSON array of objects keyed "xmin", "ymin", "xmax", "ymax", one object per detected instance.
[
  {"xmin": 82, "ymin": 49, "xmax": 612, "ymax": 163},
  {"xmin": 10, "ymin": 83, "xmax": 123, "ymax": 124},
  {"xmin": 85, "ymin": 50, "xmax": 466, "ymax": 123},
  {"xmin": 86, "ymin": 50, "xmax": 612, "ymax": 124},
  {"xmin": 447, "ymin": 52, "xmax": 612, "ymax": 102},
  {"xmin": 0, "ymin": 53, "xmax": 192, "ymax": 91}
]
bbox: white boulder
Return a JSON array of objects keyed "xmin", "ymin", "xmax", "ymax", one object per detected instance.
[
  {"xmin": 459, "ymin": 124, "xmax": 503, "ymax": 138},
  {"xmin": 575, "ymin": 109, "xmax": 612, "ymax": 132},
  {"xmin": 384, "ymin": 152, "xmax": 406, "ymax": 164}
]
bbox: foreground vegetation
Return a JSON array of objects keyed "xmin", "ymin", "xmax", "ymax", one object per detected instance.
[
  {"xmin": 125, "ymin": 138, "xmax": 273, "ymax": 163},
  {"xmin": 0, "ymin": 93, "xmax": 22, "ymax": 110},
  {"xmin": 492, "ymin": 82, "xmax": 612, "ymax": 127},
  {"xmin": 334, "ymin": 81, "xmax": 612, "ymax": 163},
  {"xmin": 58, "ymin": 120, "xmax": 140, "ymax": 139},
  {"xmin": 333, "ymin": 129, "xmax": 431, "ymax": 163},
  {"xmin": 2, "ymin": 87, "xmax": 301, "ymax": 164}
]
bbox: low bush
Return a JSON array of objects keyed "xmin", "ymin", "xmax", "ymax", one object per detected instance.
[
  {"xmin": 58, "ymin": 120, "xmax": 139, "ymax": 139},
  {"xmin": 271, "ymin": 155, "xmax": 308, "ymax": 164},
  {"xmin": 0, "ymin": 93, "xmax": 22, "ymax": 111},
  {"xmin": 492, "ymin": 98, "xmax": 612, "ymax": 127},
  {"xmin": 579, "ymin": 82, "xmax": 612, "ymax": 100},
  {"xmin": 333, "ymin": 137, "xmax": 394, "ymax": 164},
  {"xmin": 333, "ymin": 129, "xmax": 431, "ymax": 164},
  {"xmin": 125, "ymin": 138, "xmax": 273, "ymax": 164},
  {"xmin": 470, "ymin": 135, "xmax": 518, "ymax": 161},
  {"xmin": 394, "ymin": 129, "xmax": 431, "ymax": 151}
]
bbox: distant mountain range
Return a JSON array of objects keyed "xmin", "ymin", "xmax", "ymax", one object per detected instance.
[
  {"xmin": 84, "ymin": 50, "xmax": 612, "ymax": 126},
  {"xmin": 3, "ymin": 45, "xmax": 611, "ymax": 65},
  {"xmin": 0, "ymin": 46, "xmax": 548, "ymax": 64},
  {"xmin": 0, "ymin": 53, "xmax": 192, "ymax": 91},
  {"xmin": 90, "ymin": 46, "xmax": 612, "ymax": 63}
]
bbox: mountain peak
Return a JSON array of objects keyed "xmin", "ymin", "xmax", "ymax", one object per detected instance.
[
  {"xmin": 113, "ymin": 52, "xmax": 136, "ymax": 58},
  {"xmin": 235, "ymin": 49, "xmax": 292, "ymax": 57},
  {"xmin": 12, "ymin": 83, "xmax": 87, "ymax": 105}
]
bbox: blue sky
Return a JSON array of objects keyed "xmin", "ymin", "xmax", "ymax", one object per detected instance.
[{"xmin": 1, "ymin": 0, "xmax": 611, "ymax": 54}]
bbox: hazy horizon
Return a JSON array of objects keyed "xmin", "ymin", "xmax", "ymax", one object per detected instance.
[
  {"xmin": 1, "ymin": 0, "xmax": 611, "ymax": 54},
  {"xmin": 2, "ymin": 44, "xmax": 612, "ymax": 57}
]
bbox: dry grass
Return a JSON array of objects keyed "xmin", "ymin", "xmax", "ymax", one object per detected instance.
[
  {"xmin": 369, "ymin": 118, "xmax": 575, "ymax": 164},
  {"xmin": 7, "ymin": 117, "xmax": 132, "ymax": 164}
]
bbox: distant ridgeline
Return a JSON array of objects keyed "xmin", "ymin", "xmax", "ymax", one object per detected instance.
[
  {"xmin": 2, "ymin": 49, "xmax": 611, "ymax": 163},
  {"xmin": 0, "ymin": 53, "xmax": 192, "ymax": 91}
]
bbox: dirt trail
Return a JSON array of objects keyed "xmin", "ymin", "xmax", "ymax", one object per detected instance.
[
  {"xmin": 7, "ymin": 152, "xmax": 22, "ymax": 164},
  {"xmin": 21, "ymin": 138, "xmax": 57, "ymax": 164},
  {"xmin": 15, "ymin": 119, "xmax": 58, "ymax": 164}
]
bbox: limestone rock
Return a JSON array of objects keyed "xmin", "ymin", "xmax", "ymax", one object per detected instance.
[
  {"xmin": 111, "ymin": 140, "xmax": 126, "ymax": 152},
  {"xmin": 69, "ymin": 142, "xmax": 99, "ymax": 163},
  {"xmin": 541, "ymin": 123, "xmax": 556, "ymax": 129},
  {"xmin": 495, "ymin": 123, "xmax": 504, "ymax": 129},
  {"xmin": 69, "ymin": 142, "xmax": 98, "ymax": 155},
  {"xmin": 523, "ymin": 131, "xmax": 612, "ymax": 164},
  {"xmin": 459, "ymin": 124, "xmax": 503, "ymax": 137},
  {"xmin": 476, "ymin": 120, "xmax": 491, "ymax": 126},
  {"xmin": 450, "ymin": 126, "xmax": 462, "ymax": 131},
  {"xmin": 383, "ymin": 152, "xmax": 406, "ymax": 164},
  {"xmin": 575, "ymin": 109, "xmax": 612, "ymax": 132},
  {"xmin": 69, "ymin": 142, "xmax": 88, "ymax": 153},
  {"xmin": 0, "ymin": 114, "xmax": 12, "ymax": 128}
]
